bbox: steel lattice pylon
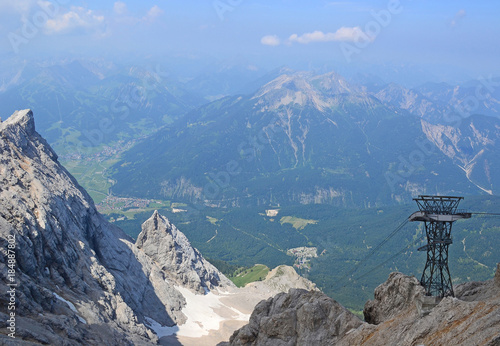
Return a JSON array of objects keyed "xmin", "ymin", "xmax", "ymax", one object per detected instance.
[{"xmin": 409, "ymin": 195, "xmax": 471, "ymax": 297}]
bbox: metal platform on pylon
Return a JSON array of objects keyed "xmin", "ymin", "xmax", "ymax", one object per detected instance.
[{"xmin": 410, "ymin": 195, "xmax": 471, "ymax": 298}]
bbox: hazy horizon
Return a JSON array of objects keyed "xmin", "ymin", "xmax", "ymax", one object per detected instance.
[{"xmin": 1, "ymin": 0, "xmax": 499, "ymax": 87}]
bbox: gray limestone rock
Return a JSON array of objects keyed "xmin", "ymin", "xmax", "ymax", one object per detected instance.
[
  {"xmin": 454, "ymin": 263, "xmax": 500, "ymax": 303},
  {"xmin": 228, "ymin": 288, "xmax": 363, "ymax": 345},
  {"xmin": 136, "ymin": 210, "xmax": 235, "ymax": 294},
  {"xmin": 0, "ymin": 109, "xmax": 187, "ymax": 344},
  {"xmin": 342, "ymin": 268, "xmax": 500, "ymax": 345},
  {"xmin": 363, "ymin": 272, "xmax": 425, "ymax": 324},
  {"xmin": 228, "ymin": 268, "xmax": 500, "ymax": 346}
]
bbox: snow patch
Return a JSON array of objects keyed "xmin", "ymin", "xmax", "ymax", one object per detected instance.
[
  {"xmin": 53, "ymin": 293, "xmax": 87, "ymax": 324},
  {"xmin": 146, "ymin": 286, "xmax": 250, "ymax": 338},
  {"xmin": 144, "ymin": 317, "xmax": 179, "ymax": 338}
]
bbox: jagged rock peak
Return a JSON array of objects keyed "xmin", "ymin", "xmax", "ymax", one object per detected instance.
[
  {"xmin": 310, "ymin": 71, "xmax": 355, "ymax": 94},
  {"xmin": 0, "ymin": 109, "xmax": 188, "ymax": 344},
  {"xmin": 228, "ymin": 288, "xmax": 363, "ymax": 345},
  {"xmin": 0, "ymin": 109, "xmax": 51, "ymax": 159},
  {"xmin": 363, "ymin": 272, "xmax": 424, "ymax": 325},
  {"xmin": 136, "ymin": 211, "xmax": 235, "ymax": 294},
  {"xmin": 0, "ymin": 109, "xmax": 35, "ymax": 135}
]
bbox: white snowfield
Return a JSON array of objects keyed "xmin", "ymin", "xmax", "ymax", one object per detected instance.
[
  {"xmin": 148, "ymin": 265, "xmax": 317, "ymax": 345},
  {"xmin": 146, "ymin": 286, "xmax": 249, "ymax": 338}
]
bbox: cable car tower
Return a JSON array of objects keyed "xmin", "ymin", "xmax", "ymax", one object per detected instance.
[{"xmin": 410, "ymin": 195, "xmax": 471, "ymax": 297}]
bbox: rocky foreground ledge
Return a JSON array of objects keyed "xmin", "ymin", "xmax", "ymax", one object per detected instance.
[{"xmin": 226, "ymin": 265, "xmax": 500, "ymax": 346}]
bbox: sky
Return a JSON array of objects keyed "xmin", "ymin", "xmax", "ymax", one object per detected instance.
[{"xmin": 0, "ymin": 0, "xmax": 499, "ymax": 81}]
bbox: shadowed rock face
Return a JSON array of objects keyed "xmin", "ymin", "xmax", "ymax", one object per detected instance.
[
  {"xmin": 136, "ymin": 210, "xmax": 235, "ymax": 294},
  {"xmin": 0, "ymin": 110, "xmax": 191, "ymax": 344}
]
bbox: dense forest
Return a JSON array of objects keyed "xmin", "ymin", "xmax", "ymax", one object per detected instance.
[{"xmin": 112, "ymin": 195, "xmax": 500, "ymax": 310}]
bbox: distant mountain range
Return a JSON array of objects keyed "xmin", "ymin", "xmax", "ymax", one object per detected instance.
[
  {"xmin": 372, "ymin": 79, "xmax": 500, "ymax": 122},
  {"xmin": 110, "ymin": 70, "xmax": 500, "ymax": 207},
  {"xmin": 0, "ymin": 60, "xmax": 204, "ymax": 153},
  {"xmin": 1, "ymin": 59, "xmax": 498, "ymax": 206}
]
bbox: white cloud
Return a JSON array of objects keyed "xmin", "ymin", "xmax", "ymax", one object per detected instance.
[
  {"xmin": 113, "ymin": 1, "xmax": 127, "ymax": 16},
  {"xmin": 111, "ymin": 4, "xmax": 164, "ymax": 26},
  {"xmin": 138, "ymin": 5, "xmax": 164, "ymax": 23},
  {"xmin": 44, "ymin": 7, "xmax": 105, "ymax": 35},
  {"xmin": 450, "ymin": 9, "xmax": 466, "ymax": 27},
  {"xmin": 261, "ymin": 35, "xmax": 280, "ymax": 46},
  {"xmin": 288, "ymin": 27, "xmax": 371, "ymax": 44},
  {"xmin": 146, "ymin": 5, "xmax": 163, "ymax": 19}
]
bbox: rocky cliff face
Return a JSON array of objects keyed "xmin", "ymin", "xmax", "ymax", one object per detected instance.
[
  {"xmin": 0, "ymin": 110, "xmax": 232, "ymax": 344},
  {"xmin": 363, "ymin": 272, "xmax": 425, "ymax": 325},
  {"xmin": 342, "ymin": 267, "xmax": 500, "ymax": 346},
  {"xmin": 227, "ymin": 288, "xmax": 363, "ymax": 345},
  {"xmin": 421, "ymin": 116, "xmax": 500, "ymax": 195},
  {"xmin": 228, "ymin": 267, "xmax": 500, "ymax": 346},
  {"xmin": 136, "ymin": 210, "xmax": 235, "ymax": 294}
]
